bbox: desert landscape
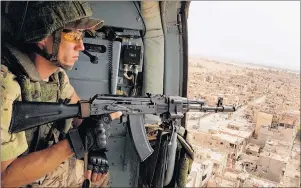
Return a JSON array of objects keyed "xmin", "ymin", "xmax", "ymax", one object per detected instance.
[{"xmin": 185, "ymin": 57, "xmax": 300, "ymax": 187}]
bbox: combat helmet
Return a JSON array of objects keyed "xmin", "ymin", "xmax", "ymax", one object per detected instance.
[{"xmin": 2, "ymin": 1, "xmax": 103, "ymax": 69}]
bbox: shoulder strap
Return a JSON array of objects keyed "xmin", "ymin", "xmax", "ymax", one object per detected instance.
[
  {"xmin": 1, "ymin": 48, "xmax": 26, "ymax": 79},
  {"xmin": 2, "ymin": 49, "xmax": 34, "ymax": 101},
  {"xmin": 2, "ymin": 44, "xmax": 42, "ymax": 81}
]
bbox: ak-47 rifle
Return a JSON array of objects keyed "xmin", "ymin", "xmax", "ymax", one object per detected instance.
[{"xmin": 9, "ymin": 93, "xmax": 235, "ymax": 184}]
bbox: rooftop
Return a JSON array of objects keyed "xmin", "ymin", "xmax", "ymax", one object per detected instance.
[
  {"xmin": 238, "ymin": 153, "xmax": 259, "ymax": 163},
  {"xmin": 260, "ymin": 151, "xmax": 289, "ymax": 162},
  {"xmin": 190, "ymin": 160, "xmax": 213, "ymax": 172},
  {"xmin": 263, "ymin": 139, "xmax": 291, "ymax": 155},
  {"xmin": 213, "ymin": 176, "xmax": 237, "ymax": 187},
  {"xmin": 212, "ymin": 133, "xmax": 245, "ymax": 144},
  {"xmin": 284, "ymin": 159, "xmax": 300, "ymax": 178},
  {"xmin": 193, "ymin": 145, "xmax": 228, "ymax": 163},
  {"xmin": 227, "ymin": 120, "xmax": 250, "ymax": 128},
  {"xmin": 244, "ymin": 175, "xmax": 279, "ymax": 187},
  {"xmin": 219, "ymin": 127, "xmax": 254, "ymax": 139},
  {"xmin": 246, "ymin": 143, "xmax": 261, "ymax": 152}
]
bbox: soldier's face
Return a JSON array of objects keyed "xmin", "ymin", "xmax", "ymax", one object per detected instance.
[{"xmin": 58, "ymin": 29, "xmax": 85, "ymax": 68}]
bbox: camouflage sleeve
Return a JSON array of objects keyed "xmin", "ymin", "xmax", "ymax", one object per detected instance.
[
  {"xmin": 58, "ymin": 68, "xmax": 75, "ymax": 100},
  {"xmin": 1, "ymin": 65, "xmax": 28, "ymax": 161}
]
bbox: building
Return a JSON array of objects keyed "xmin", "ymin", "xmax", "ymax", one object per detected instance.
[
  {"xmin": 235, "ymin": 153, "xmax": 259, "ymax": 173},
  {"xmin": 251, "ymin": 123, "xmax": 297, "ymax": 148},
  {"xmin": 219, "ymin": 121, "xmax": 255, "ymax": 151},
  {"xmin": 210, "ymin": 133, "xmax": 245, "ymax": 161},
  {"xmin": 245, "ymin": 143, "xmax": 261, "ymax": 156},
  {"xmin": 255, "ymin": 150, "xmax": 288, "ymax": 182},
  {"xmin": 280, "ymin": 159, "xmax": 300, "ymax": 187},
  {"xmin": 186, "ymin": 160, "xmax": 214, "ymax": 187},
  {"xmin": 254, "ymin": 111, "xmax": 273, "ymax": 137},
  {"xmin": 207, "ymin": 175, "xmax": 239, "ymax": 187},
  {"xmin": 193, "ymin": 146, "xmax": 228, "ymax": 176},
  {"xmin": 242, "ymin": 175, "xmax": 279, "ymax": 187}
]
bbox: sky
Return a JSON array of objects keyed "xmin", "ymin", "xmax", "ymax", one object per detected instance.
[{"xmin": 188, "ymin": 1, "xmax": 300, "ymax": 71}]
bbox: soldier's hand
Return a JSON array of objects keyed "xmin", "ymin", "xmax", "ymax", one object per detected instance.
[
  {"xmin": 73, "ymin": 112, "xmax": 122, "ymax": 128},
  {"xmin": 85, "ymin": 151, "xmax": 109, "ymax": 187},
  {"xmin": 77, "ymin": 112, "xmax": 122, "ymax": 151},
  {"xmin": 81, "ymin": 112, "xmax": 122, "ymax": 187},
  {"xmin": 109, "ymin": 111, "xmax": 123, "ymax": 121},
  {"xmin": 85, "ymin": 171, "xmax": 110, "ymax": 187}
]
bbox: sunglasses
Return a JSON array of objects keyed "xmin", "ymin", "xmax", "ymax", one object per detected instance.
[{"xmin": 61, "ymin": 29, "xmax": 85, "ymax": 43}]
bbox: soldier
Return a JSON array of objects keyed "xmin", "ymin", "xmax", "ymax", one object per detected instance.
[{"xmin": 1, "ymin": 1, "xmax": 121, "ymax": 187}]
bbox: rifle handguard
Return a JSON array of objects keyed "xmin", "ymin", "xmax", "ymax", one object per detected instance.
[{"xmin": 67, "ymin": 128, "xmax": 85, "ymax": 159}]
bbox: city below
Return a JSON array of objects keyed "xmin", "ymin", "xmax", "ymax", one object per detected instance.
[{"xmin": 185, "ymin": 57, "xmax": 300, "ymax": 187}]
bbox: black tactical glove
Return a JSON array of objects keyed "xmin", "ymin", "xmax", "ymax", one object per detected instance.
[
  {"xmin": 88, "ymin": 151, "xmax": 109, "ymax": 174},
  {"xmin": 67, "ymin": 115, "xmax": 112, "ymax": 159},
  {"xmin": 77, "ymin": 115, "xmax": 112, "ymax": 151}
]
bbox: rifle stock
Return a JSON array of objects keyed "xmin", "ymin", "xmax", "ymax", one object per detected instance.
[{"xmin": 9, "ymin": 101, "xmax": 80, "ymax": 133}]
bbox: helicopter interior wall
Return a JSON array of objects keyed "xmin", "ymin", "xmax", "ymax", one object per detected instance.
[
  {"xmin": 88, "ymin": 1, "xmax": 144, "ymax": 30},
  {"xmin": 161, "ymin": 1, "xmax": 184, "ymax": 96},
  {"xmin": 66, "ymin": 2, "xmax": 144, "ymax": 187},
  {"xmin": 66, "ymin": 1, "xmax": 184, "ymax": 187}
]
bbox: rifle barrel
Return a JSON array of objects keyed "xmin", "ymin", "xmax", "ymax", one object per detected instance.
[{"xmin": 186, "ymin": 105, "xmax": 236, "ymax": 112}]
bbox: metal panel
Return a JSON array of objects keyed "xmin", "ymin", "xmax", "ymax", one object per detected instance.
[
  {"xmin": 88, "ymin": 1, "xmax": 144, "ymax": 30},
  {"xmin": 68, "ymin": 38, "xmax": 122, "ymax": 98},
  {"xmin": 106, "ymin": 134, "xmax": 140, "ymax": 187},
  {"xmin": 161, "ymin": 1, "xmax": 183, "ymax": 96},
  {"xmin": 68, "ymin": 38, "xmax": 110, "ymax": 98},
  {"xmin": 67, "ymin": 36, "xmax": 141, "ymax": 187}
]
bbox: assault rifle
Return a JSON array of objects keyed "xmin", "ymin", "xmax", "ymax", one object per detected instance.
[{"xmin": 9, "ymin": 94, "xmax": 235, "ymax": 163}]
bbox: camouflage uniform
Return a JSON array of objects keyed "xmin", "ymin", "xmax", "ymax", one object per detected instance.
[
  {"xmin": 1, "ymin": 1, "xmax": 104, "ymax": 187},
  {"xmin": 1, "ymin": 44, "xmax": 86, "ymax": 187}
]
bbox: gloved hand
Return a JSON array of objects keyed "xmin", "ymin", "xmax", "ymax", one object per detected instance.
[
  {"xmin": 88, "ymin": 151, "xmax": 109, "ymax": 174},
  {"xmin": 78, "ymin": 116, "xmax": 110, "ymax": 151},
  {"xmin": 83, "ymin": 152, "xmax": 110, "ymax": 187},
  {"xmin": 78, "ymin": 111, "xmax": 122, "ymax": 151},
  {"xmin": 67, "ymin": 112, "xmax": 122, "ymax": 159}
]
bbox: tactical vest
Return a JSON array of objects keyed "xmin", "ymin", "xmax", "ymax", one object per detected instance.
[{"xmin": 2, "ymin": 44, "xmax": 72, "ymax": 154}]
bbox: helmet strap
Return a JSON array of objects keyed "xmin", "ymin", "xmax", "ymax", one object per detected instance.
[
  {"xmin": 31, "ymin": 29, "xmax": 73, "ymax": 70},
  {"xmin": 51, "ymin": 29, "xmax": 62, "ymax": 67}
]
